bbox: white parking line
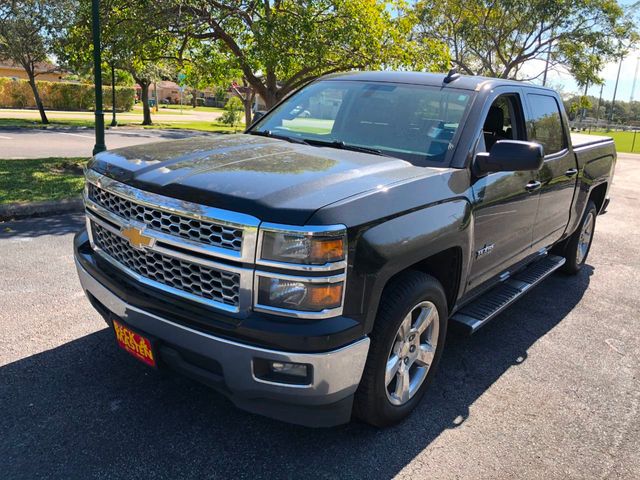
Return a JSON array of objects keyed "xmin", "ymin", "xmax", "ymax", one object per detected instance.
[
  {"xmin": 54, "ymin": 131, "xmax": 94, "ymax": 139},
  {"xmin": 0, "ymin": 135, "xmax": 12, "ymax": 140}
]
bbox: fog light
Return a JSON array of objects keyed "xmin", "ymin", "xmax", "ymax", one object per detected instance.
[
  {"xmin": 253, "ymin": 358, "xmax": 312, "ymax": 385},
  {"xmin": 270, "ymin": 361, "xmax": 308, "ymax": 377}
]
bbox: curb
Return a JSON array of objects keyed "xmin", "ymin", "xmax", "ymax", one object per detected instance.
[{"xmin": 0, "ymin": 197, "xmax": 83, "ymax": 222}]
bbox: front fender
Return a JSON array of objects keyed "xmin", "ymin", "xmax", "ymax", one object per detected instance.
[{"xmin": 350, "ymin": 199, "xmax": 473, "ymax": 333}]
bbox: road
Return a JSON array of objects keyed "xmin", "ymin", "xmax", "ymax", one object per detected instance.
[
  {"xmin": 0, "ymin": 127, "xmax": 212, "ymax": 158},
  {"xmin": 1, "ymin": 154, "xmax": 639, "ymax": 479}
]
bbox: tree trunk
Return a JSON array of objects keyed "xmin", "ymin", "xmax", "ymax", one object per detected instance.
[
  {"xmin": 192, "ymin": 89, "xmax": 197, "ymax": 108},
  {"xmin": 27, "ymin": 74, "xmax": 48, "ymax": 124},
  {"xmin": 243, "ymin": 94, "xmax": 253, "ymax": 127},
  {"xmin": 140, "ymin": 81, "xmax": 152, "ymax": 125}
]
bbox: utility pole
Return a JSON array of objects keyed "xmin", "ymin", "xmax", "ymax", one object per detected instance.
[
  {"xmin": 542, "ymin": 30, "xmax": 554, "ymax": 87},
  {"xmin": 91, "ymin": 0, "xmax": 106, "ymax": 154},
  {"xmin": 631, "ymin": 56, "xmax": 640, "ymax": 103},
  {"xmin": 595, "ymin": 83, "xmax": 604, "ymax": 131},
  {"xmin": 609, "ymin": 56, "xmax": 623, "ymax": 124}
]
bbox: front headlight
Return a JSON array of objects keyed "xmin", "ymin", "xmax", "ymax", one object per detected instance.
[
  {"xmin": 259, "ymin": 225, "xmax": 346, "ymax": 266},
  {"xmin": 254, "ymin": 224, "xmax": 347, "ymax": 318},
  {"xmin": 257, "ymin": 276, "xmax": 344, "ymax": 312}
]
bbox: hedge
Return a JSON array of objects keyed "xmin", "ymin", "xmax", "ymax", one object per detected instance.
[{"xmin": 0, "ymin": 77, "xmax": 135, "ymax": 111}]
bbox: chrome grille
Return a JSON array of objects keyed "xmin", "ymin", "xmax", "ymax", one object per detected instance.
[
  {"xmin": 88, "ymin": 183, "xmax": 243, "ymax": 251},
  {"xmin": 91, "ymin": 221, "xmax": 240, "ymax": 307}
]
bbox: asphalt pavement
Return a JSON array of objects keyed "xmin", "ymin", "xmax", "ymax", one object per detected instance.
[
  {"xmin": 1, "ymin": 154, "xmax": 639, "ymax": 479},
  {"xmin": 0, "ymin": 127, "xmax": 212, "ymax": 158}
]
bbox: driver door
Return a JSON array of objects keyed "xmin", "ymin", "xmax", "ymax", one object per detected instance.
[{"xmin": 467, "ymin": 91, "xmax": 541, "ymax": 291}]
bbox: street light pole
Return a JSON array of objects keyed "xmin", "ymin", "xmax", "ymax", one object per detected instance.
[
  {"xmin": 92, "ymin": 0, "xmax": 106, "ymax": 154},
  {"xmin": 609, "ymin": 56, "xmax": 623, "ymax": 124}
]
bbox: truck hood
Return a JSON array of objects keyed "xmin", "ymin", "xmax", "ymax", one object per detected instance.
[{"xmin": 89, "ymin": 134, "xmax": 440, "ymax": 225}]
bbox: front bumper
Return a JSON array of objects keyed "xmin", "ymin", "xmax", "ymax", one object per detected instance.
[{"xmin": 75, "ymin": 254, "xmax": 370, "ymax": 427}]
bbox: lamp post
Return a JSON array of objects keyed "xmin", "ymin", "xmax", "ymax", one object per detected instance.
[{"xmin": 92, "ymin": 0, "xmax": 106, "ymax": 154}]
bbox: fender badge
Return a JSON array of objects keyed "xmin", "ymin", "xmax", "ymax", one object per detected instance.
[{"xmin": 476, "ymin": 243, "xmax": 495, "ymax": 258}]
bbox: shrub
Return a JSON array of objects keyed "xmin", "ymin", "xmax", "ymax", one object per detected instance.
[
  {"xmin": 220, "ymin": 96, "xmax": 244, "ymax": 129},
  {"xmin": 0, "ymin": 77, "xmax": 135, "ymax": 111}
]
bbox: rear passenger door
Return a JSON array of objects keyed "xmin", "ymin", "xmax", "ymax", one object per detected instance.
[{"xmin": 525, "ymin": 92, "xmax": 578, "ymax": 250}]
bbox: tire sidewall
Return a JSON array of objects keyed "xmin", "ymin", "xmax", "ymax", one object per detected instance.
[
  {"xmin": 369, "ymin": 274, "xmax": 448, "ymax": 425},
  {"xmin": 565, "ymin": 201, "xmax": 597, "ymax": 273}
]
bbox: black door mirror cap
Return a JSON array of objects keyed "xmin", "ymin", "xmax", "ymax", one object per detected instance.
[{"xmin": 475, "ymin": 140, "xmax": 544, "ymax": 175}]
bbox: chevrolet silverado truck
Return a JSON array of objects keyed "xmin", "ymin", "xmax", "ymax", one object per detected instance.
[{"xmin": 74, "ymin": 71, "xmax": 615, "ymax": 427}]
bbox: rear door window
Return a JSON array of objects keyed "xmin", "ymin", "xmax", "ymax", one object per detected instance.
[{"xmin": 526, "ymin": 94, "xmax": 566, "ymax": 155}]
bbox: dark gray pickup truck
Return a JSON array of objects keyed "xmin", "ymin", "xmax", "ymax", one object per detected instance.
[{"xmin": 74, "ymin": 71, "xmax": 615, "ymax": 427}]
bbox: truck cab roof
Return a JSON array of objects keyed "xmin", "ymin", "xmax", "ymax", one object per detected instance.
[{"xmin": 321, "ymin": 70, "xmax": 552, "ymax": 93}]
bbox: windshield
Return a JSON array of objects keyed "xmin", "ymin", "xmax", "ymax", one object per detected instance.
[{"xmin": 250, "ymin": 80, "xmax": 474, "ymax": 165}]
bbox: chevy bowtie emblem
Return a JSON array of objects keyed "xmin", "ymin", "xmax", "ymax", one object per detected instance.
[{"xmin": 120, "ymin": 225, "xmax": 155, "ymax": 250}]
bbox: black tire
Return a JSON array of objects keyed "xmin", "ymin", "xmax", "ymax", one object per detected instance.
[
  {"xmin": 354, "ymin": 271, "xmax": 448, "ymax": 427},
  {"xmin": 561, "ymin": 200, "xmax": 597, "ymax": 275}
]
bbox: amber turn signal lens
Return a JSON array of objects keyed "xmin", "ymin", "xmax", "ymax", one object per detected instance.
[
  {"xmin": 307, "ymin": 282, "xmax": 343, "ymax": 309},
  {"xmin": 310, "ymin": 238, "xmax": 344, "ymax": 263}
]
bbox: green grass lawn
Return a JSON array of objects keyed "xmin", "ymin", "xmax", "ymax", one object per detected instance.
[
  {"xmin": 582, "ymin": 130, "xmax": 640, "ymax": 154},
  {"xmin": 0, "ymin": 117, "xmax": 242, "ymax": 133},
  {"xmin": 0, "ymin": 157, "xmax": 87, "ymax": 205}
]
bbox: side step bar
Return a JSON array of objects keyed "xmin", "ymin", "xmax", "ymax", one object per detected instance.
[{"xmin": 451, "ymin": 254, "xmax": 566, "ymax": 335}]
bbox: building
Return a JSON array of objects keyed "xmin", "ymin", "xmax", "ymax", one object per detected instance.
[{"xmin": 0, "ymin": 61, "xmax": 70, "ymax": 82}]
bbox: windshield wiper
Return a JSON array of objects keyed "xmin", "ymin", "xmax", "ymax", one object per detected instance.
[
  {"xmin": 247, "ymin": 130, "xmax": 308, "ymax": 145},
  {"xmin": 302, "ymin": 139, "xmax": 395, "ymax": 158}
]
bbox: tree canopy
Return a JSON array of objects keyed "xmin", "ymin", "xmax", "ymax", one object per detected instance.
[
  {"xmin": 58, "ymin": 0, "xmax": 180, "ymax": 124},
  {"xmin": 169, "ymin": 0, "xmax": 449, "ymax": 108},
  {"xmin": 416, "ymin": 0, "xmax": 637, "ymax": 85},
  {"xmin": 0, "ymin": 0, "xmax": 75, "ymax": 123}
]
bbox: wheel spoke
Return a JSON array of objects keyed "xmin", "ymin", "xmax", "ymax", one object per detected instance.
[
  {"xmin": 413, "ymin": 305, "xmax": 435, "ymax": 335},
  {"xmin": 399, "ymin": 313, "xmax": 412, "ymax": 340},
  {"xmin": 394, "ymin": 368, "xmax": 411, "ymax": 403},
  {"xmin": 415, "ymin": 344, "xmax": 434, "ymax": 367},
  {"xmin": 385, "ymin": 354, "xmax": 401, "ymax": 386}
]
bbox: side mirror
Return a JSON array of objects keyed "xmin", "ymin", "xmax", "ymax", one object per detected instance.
[{"xmin": 475, "ymin": 140, "xmax": 544, "ymax": 175}]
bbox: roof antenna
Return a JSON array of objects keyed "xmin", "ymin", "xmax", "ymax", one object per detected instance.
[{"xmin": 443, "ymin": 68, "xmax": 461, "ymax": 84}]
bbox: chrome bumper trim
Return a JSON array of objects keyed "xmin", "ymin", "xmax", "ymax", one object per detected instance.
[{"xmin": 75, "ymin": 258, "xmax": 370, "ymax": 404}]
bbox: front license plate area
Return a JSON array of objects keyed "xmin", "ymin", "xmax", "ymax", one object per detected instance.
[{"xmin": 112, "ymin": 319, "xmax": 157, "ymax": 368}]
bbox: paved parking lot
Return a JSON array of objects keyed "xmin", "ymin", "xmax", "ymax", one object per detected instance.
[
  {"xmin": 1, "ymin": 154, "xmax": 639, "ymax": 479},
  {"xmin": 0, "ymin": 127, "xmax": 211, "ymax": 158}
]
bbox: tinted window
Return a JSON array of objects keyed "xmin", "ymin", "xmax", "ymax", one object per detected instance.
[
  {"xmin": 480, "ymin": 95, "xmax": 523, "ymax": 152},
  {"xmin": 526, "ymin": 94, "xmax": 566, "ymax": 155},
  {"xmin": 252, "ymin": 80, "xmax": 474, "ymax": 165}
]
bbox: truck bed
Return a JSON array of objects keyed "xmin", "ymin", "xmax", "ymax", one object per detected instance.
[{"xmin": 570, "ymin": 132, "xmax": 613, "ymax": 150}]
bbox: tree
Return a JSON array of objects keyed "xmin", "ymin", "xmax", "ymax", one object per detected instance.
[
  {"xmin": 169, "ymin": 0, "xmax": 448, "ymax": 112},
  {"xmin": 220, "ymin": 96, "xmax": 243, "ymax": 130},
  {"xmin": 416, "ymin": 0, "xmax": 637, "ymax": 84},
  {"xmin": 58, "ymin": 0, "xmax": 179, "ymax": 125},
  {"xmin": 0, "ymin": 0, "xmax": 73, "ymax": 124}
]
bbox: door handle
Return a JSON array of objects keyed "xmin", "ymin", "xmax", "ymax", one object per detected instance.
[
  {"xmin": 565, "ymin": 168, "xmax": 578, "ymax": 177},
  {"xmin": 525, "ymin": 180, "xmax": 541, "ymax": 193}
]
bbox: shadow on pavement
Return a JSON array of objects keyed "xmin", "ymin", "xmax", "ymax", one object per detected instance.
[
  {"xmin": 1, "ymin": 212, "xmax": 85, "ymax": 238},
  {"xmin": 1, "ymin": 267, "xmax": 593, "ymax": 479}
]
